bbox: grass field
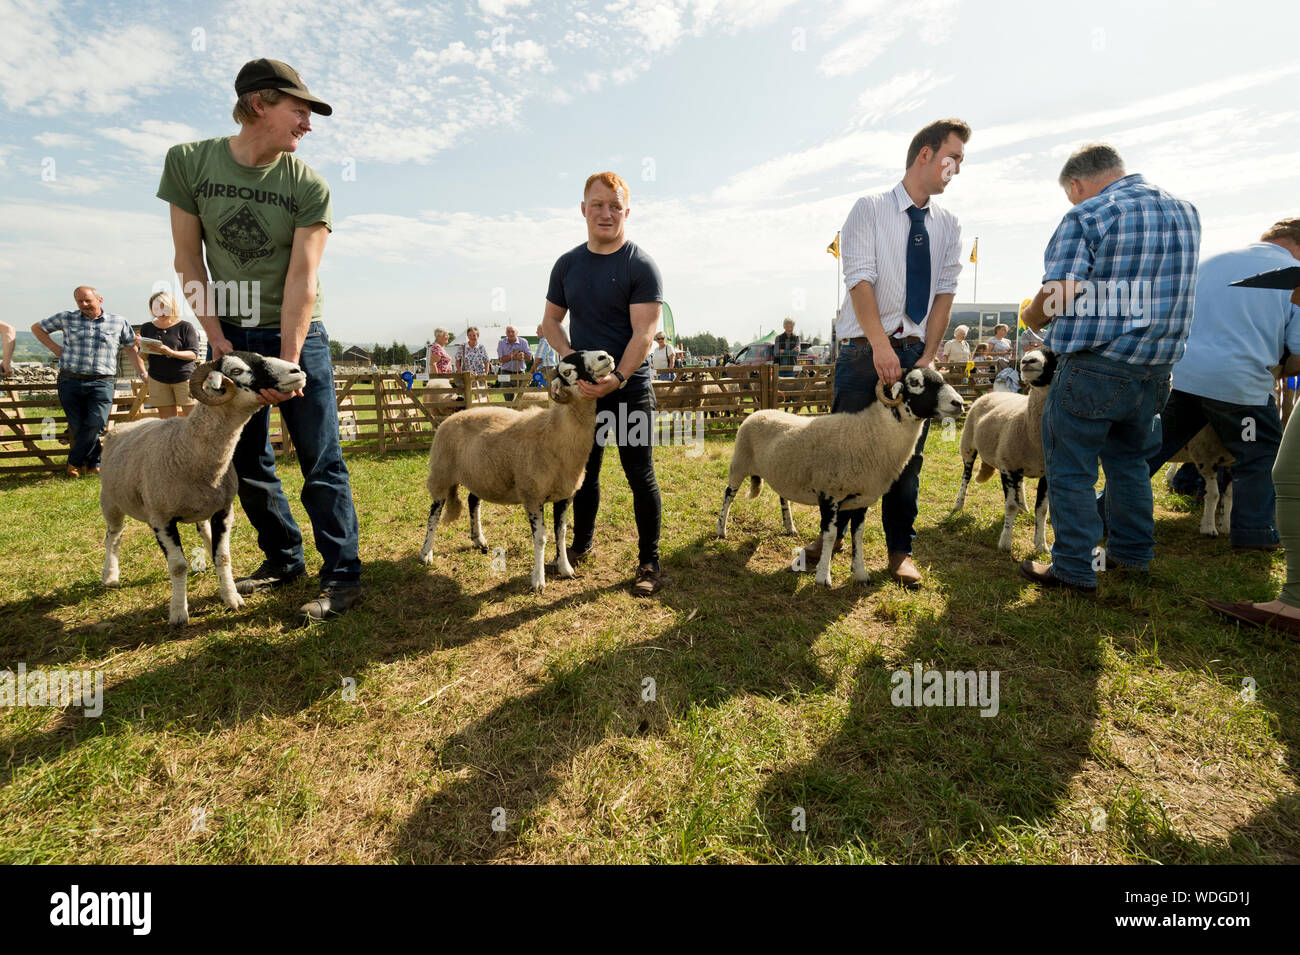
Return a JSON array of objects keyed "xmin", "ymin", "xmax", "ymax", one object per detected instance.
[{"xmin": 0, "ymin": 427, "xmax": 1297, "ymax": 864}]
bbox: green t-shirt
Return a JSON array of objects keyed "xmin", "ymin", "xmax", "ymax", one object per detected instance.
[{"xmin": 156, "ymin": 137, "xmax": 332, "ymax": 328}]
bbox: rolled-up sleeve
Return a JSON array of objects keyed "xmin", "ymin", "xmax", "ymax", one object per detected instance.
[
  {"xmin": 38, "ymin": 313, "xmax": 65, "ymax": 334},
  {"xmin": 841, "ymin": 198, "xmax": 877, "ymax": 291},
  {"xmin": 936, "ymin": 217, "xmax": 962, "ymax": 295}
]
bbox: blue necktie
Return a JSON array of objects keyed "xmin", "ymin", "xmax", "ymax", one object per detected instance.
[{"xmin": 905, "ymin": 205, "xmax": 930, "ymax": 323}]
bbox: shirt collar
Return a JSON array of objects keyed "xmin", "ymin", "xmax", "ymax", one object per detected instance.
[
  {"xmin": 892, "ymin": 181, "xmax": 931, "ymax": 214},
  {"xmin": 1100, "ymin": 173, "xmax": 1145, "ymax": 196}
]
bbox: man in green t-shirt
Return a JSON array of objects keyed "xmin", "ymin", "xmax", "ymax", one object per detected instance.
[{"xmin": 157, "ymin": 58, "xmax": 362, "ymax": 623}]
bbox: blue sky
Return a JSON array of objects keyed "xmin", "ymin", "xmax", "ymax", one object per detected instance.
[{"xmin": 1, "ymin": 0, "xmax": 1296, "ymax": 349}]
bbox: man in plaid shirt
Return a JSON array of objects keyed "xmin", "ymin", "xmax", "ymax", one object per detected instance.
[
  {"xmin": 1019, "ymin": 143, "xmax": 1200, "ymax": 594},
  {"xmin": 32, "ymin": 286, "xmax": 147, "ymax": 477}
]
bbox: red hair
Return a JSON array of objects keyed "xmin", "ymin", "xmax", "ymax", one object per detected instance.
[{"xmin": 583, "ymin": 171, "xmax": 629, "ymax": 204}]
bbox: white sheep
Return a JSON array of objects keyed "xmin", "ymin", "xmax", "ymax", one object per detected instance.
[
  {"xmin": 1165, "ymin": 426, "xmax": 1234, "ymax": 536},
  {"xmin": 716, "ymin": 366, "xmax": 964, "ymax": 586},
  {"xmin": 952, "ymin": 348, "xmax": 1058, "ymax": 552},
  {"xmin": 419, "ymin": 350, "xmax": 615, "ymax": 590},
  {"xmin": 100, "ymin": 353, "xmax": 306, "ymax": 625}
]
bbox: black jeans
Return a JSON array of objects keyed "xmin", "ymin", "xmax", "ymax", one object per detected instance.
[{"xmin": 572, "ymin": 386, "xmax": 662, "ymax": 566}]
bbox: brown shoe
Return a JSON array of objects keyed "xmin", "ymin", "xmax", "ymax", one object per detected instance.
[
  {"xmin": 65, "ymin": 465, "xmax": 82, "ymax": 479},
  {"xmin": 86, "ymin": 466, "xmax": 101, "ymax": 476},
  {"xmin": 888, "ymin": 552, "xmax": 922, "ymax": 590},
  {"xmin": 544, "ymin": 545, "xmax": 594, "ymax": 575},
  {"xmin": 1019, "ymin": 559, "xmax": 1096, "ymax": 596},
  {"xmin": 1206, "ymin": 599, "xmax": 1300, "ymax": 638},
  {"xmin": 632, "ymin": 562, "xmax": 663, "ymax": 597}
]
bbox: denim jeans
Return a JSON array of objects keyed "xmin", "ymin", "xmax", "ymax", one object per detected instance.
[
  {"xmin": 833, "ymin": 338, "xmax": 930, "ymax": 554},
  {"xmin": 572, "ymin": 386, "xmax": 662, "ymax": 566},
  {"xmin": 218, "ymin": 321, "xmax": 362, "ymax": 585},
  {"xmin": 1043, "ymin": 351, "xmax": 1171, "ymax": 585},
  {"xmin": 57, "ymin": 376, "xmax": 115, "ymax": 469},
  {"xmin": 1148, "ymin": 389, "xmax": 1281, "ymax": 547}
]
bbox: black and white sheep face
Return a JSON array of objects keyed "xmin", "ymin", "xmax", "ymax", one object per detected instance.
[
  {"xmin": 555, "ymin": 350, "xmax": 616, "ymax": 386},
  {"xmin": 1020, "ymin": 348, "xmax": 1057, "ymax": 388},
  {"xmin": 895, "ymin": 367, "xmax": 964, "ymax": 420},
  {"xmin": 216, "ymin": 352, "xmax": 307, "ymax": 394}
]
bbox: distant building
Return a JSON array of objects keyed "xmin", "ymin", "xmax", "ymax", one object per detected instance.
[
  {"xmin": 340, "ymin": 345, "xmax": 373, "ymax": 365},
  {"xmin": 947, "ymin": 303, "xmax": 1021, "ymax": 342}
]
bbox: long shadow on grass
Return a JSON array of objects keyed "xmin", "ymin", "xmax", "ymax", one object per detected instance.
[
  {"xmin": 391, "ymin": 534, "xmax": 872, "ymax": 862},
  {"xmin": 0, "ymin": 555, "xmax": 617, "ymax": 793}
]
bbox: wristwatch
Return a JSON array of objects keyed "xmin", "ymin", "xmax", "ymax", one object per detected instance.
[{"xmin": 612, "ymin": 370, "xmax": 627, "ymax": 389}]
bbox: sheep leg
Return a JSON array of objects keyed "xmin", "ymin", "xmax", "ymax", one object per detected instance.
[
  {"xmin": 102, "ymin": 510, "xmax": 125, "ymax": 588},
  {"xmin": 716, "ymin": 483, "xmax": 738, "ymax": 539},
  {"xmin": 527, "ymin": 507, "xmax": 547, "ymax": 591},
  {"xmin": 1198, "ymin": 464, "xmax": 1220, "ymax": 536},
  {"xmin": 1219, "ymin": 473, "xmax": 1233, "ymax": 536},
  {"xmin": 780, "ymin": 497, "xmax": 797, "ymax": 535},
  {"xmin": 468, "ymin": 493, "xmax": 489, "ymax": 553},
  {"xmin": 1032, "ymin": 478, "xmax": 1050, "ymax": 554},
  {"xmin": 419, "ymin": 499, "xmax": 444, "ymax": 565},
  {"xmin": 814, "ymin": 494, "xmax": 839, "ymax": 588},
  {"xmin": 954, "ymin": 453, "xmax": 976, "ymax": 511},
  {"xmin": 196, "ymin": 520, "xmax": 213, "ymax": 570},
  {"xmin": 849, "ymin": 509, "xmax": 870, "ymax": 583},
  {"xmin": 210, "ymin": 506, "xmax": 242, "ymax": 611},
  {"xmin": 998, "ymin": 469, "xmax": 1024, "ymax": 552},
  {"xmin": 553, "ymin": 499, "xmax": 575, "ymax": 578},
  {"xmin": 153, "ymin": 519, "xmax": 190, "ymax": 626}
]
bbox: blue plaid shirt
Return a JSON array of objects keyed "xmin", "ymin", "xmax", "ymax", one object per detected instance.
[
  {"xmin": 1042, "ymin": 174, "xmax": 1200, "ymax": 365},
  {"xmin": 38, "ymin": 309, "xmax": 136, "ymax": 376}
]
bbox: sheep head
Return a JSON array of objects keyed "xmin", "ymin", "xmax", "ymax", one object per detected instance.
[
  {"xmin": 189, "ymin": 352, "xmax": 307, "ymax": 408},
  {"xmin": 879, "ymin": 367, "xmax": 964, "ymax": 420},
  {"xmin": 549, "ymin": 350, "xmax": 616, "ymax": 403},
  {"xmin": 1020, "ymin": 348, "xmax": 1058, "ymax": 388}
]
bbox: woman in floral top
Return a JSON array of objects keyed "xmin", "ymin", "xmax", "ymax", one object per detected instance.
[
  {"xmin": 429, "ymin": 327, "xmax": 455, "ymax": 374},
  {"xmin": 457, "ymin": 325, "xmax": 489, "ymax": 375}
]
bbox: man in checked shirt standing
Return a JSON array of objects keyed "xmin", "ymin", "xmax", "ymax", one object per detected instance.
[
  {"xmin": 798, "ymin": 118, "xmax": 970, "ymax": 589},
  {"xmin": 1019, "ymin": 143, "xmax": 1200, "ymax": 594}
]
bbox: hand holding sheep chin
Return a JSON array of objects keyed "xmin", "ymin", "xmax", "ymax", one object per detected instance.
[{"xmin": 577, "ymin": 375, "xmax": 620, "ymax": 399}]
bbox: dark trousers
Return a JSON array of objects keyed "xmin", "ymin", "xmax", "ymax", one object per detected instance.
[
  {"xmin": 57, "ymin": 376, "xmax": 115, "ymax": 469},
  {"xmin": 832, "ymin": 338, "xmax": 929, "ymax": 554},
  {"xmin": 219, "ymin": 321, "xmax": 362, "ymax": 585},
  {"xmin": 571, "ymin": 387, "xmax": 662, "ymax": 566}
]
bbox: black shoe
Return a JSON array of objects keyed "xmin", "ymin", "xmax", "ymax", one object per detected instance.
[
  {"xmin": 298, "ymin": 583, "xmax": 364, "ymax": 623},
  {"xmin": 1019, "ymin": 559, "xmax": 1096, "ymax": 596},
  {"xmin": 235, "ymin": 562, "xmax": 305, "ymax": 596}
]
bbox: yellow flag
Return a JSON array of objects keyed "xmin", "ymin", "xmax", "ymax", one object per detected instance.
[
  {"xmin": 969, "ymin": 238, "xmax": 979, "ymax": 264},
  {"xmin": 1018, "ymin": 296, "xmax": 1033, "ymax": 330},
  {"xmin": 826, "ymin": 233, "xmax": 840, "ymax": 259}
]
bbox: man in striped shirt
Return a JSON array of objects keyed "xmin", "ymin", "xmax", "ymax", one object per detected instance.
[
  {"xmin": 1019, "ymin": 143, "xmax": 1200, "ymax": 594},
  {"xmin": 798, "ymin": 118, "xmax": 969, "ymax": 589}
]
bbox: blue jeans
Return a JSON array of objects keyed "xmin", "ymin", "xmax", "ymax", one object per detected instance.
[
  {"xmin": 57, "ymin": 376, "xmax": 115, "ymax": 469},
  {"xmin": 833, "ymin": 338, "xmax": 929, "ymax": 554},
  {"xmin": 1149, "ymin": 389, "xmax": 1281, "ymax": 547},
  {"xmin": 1043, "ymin": 352, "xmax": 1171, "ymax": 585},
  {"xmin": 219, "ymin": 321, "xmax": 362, "ymax": 585}
]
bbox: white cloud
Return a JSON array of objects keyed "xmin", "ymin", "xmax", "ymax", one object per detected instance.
[
  {"xmin": 99, "ymin": 121, "xmax": 201, "ymax": 165},
  {"xmin": 34, "ymin": 132, "xmax": 82, "ymax": 148},
  {"xmin": 850, "ymin": 69, "xmax": 953, "ymax": 126},
  {"xmin": 0, "ymin": 0, "xmax": 179, "ymax": 115},
  {"xmin": 818, "ymin": 0, "xmax": 961, "ymax": 77},
  {"xmin": 478, "ymin": 0, "xmax": 533, "ymax": 16}
]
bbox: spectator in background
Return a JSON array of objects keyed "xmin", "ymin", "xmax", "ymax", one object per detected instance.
[
  {"xmin": 457, "ymin": 325, "xmax": 489, "ymax": 375},
  {"xmin": 973, "ymin": 342, "xmax": 990, "ymax": 358},
  {"xmin": 774, "ymin": 317, "xmax": 800, "ymax": 378},
  {"xmin": 138, "ymin": 291, "xmax": 200, "ymax": 419},
  {"xmin": 987, "ymin": 322, "xmax": 1012, "ymax": 356},
  {"xmin": 650, "ymin": 331, "xmax": 675, "ymax": 380},
  {"xmin": 32, "ymin": 285, "xmax": 148, "ymax": 478},
  {"xmin": 0, "ymin": 320, "xmax": 15, "ymax": 376},
  {"xmin": 428, "ymin": 327, "xmax": 455, "ymax": 375},
  {"xmin": 529, "ymin": 323, "xmax": 559, "ymax": 380},
  {"xmin": 497, "ymin": 325, "xmax": 531, "ymax": 399},
  {"xmin": 941, "ymin": 324, "xmax": 971, "ymax": 363}
]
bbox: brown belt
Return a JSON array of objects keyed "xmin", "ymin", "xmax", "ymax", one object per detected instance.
[{"xmin": 845, "ymin": 336, "xmax": 922, "ymax": 348}]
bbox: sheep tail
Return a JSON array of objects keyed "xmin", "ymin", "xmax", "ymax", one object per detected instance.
[
  {"xmin": 440, "ymin": 485, "xmax": 463, "ymax": 525},
  {"xmin": 975, "ymin": 463, "xmax": 996, "ymax": 483},
  {"xmin": 747, "ymin": 476, "xmax": 763, "ymax": 499}
]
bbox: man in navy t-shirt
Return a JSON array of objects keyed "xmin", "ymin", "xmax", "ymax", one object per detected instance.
[{"xmin": 541, "ymin": 171, "xmax": 665, "ymax": 596}]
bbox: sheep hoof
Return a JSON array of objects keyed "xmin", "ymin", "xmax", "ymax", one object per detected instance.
[
  {"xmin": 418, "ymin": 550, "xmax": 434, "ymax": 566},
  {"xmin": 475, "ymin": 542, "xmax": 489, "ymax": 554},
  {"xmin": 103, "ymin": 577, "xmax": 120, "ymax": 588},
  {"xmin": 815, "ymin": 572, "xmax": 833, "ymax": 587},
  {"xmin": 225, "ymin": 593, "xmax": 245, "ymax": 611},
  {"xmin": 169, "ymin": 613, "xmax": 189, "ymax": 627},
  {"xmin": 853, "ymin": 570, "xmax": 871, "ymax": 584}
]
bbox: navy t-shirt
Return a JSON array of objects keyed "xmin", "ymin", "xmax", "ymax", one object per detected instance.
[{"xmin": 546, "ymin": 240, "xmax": 664, "ymax": 392}]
